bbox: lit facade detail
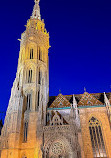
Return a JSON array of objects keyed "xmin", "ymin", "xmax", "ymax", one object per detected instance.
[{"xmin": 0, "ymin": 0, "xmax": 111, "ymax": 158}]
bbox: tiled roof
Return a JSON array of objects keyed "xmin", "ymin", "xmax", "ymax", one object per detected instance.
[
  {"xmin": 48, "ymin": 92, "xmax": 111, "ymax": 108},
  {"xmin": 77, "ymin": 92, "xmax": 103, "ymax": 106},
  {"xmin": 49, "ymin": 93, "xmax": 71, "ymax": 108}
]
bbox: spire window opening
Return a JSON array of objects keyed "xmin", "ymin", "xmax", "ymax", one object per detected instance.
[
  {"xmin": 28, "ymin": 69, "xmax": 32, "ymax": 83},
  {"xmin": 26, "ymin": 94, "xmax": 32, "ymax": 111},
  {"xmin": 23, "ymin": 122, "xmax": 28, "ymax": 142},
  {"xmin": 89, "ymin": 117, "xmax": 107, "ymax": 158},
  {"xmin": 30, "ymin": 48, "xmax": 33, "ymax": 59}
]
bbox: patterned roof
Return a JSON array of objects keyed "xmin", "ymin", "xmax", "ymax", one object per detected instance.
[
  {"xmin": 77, "ymin": 92, "xmax": 103, "ymax": 106},
  {"xmin": 49, "ymin": 93, "xmax": 71, "ymax": 108},
  {"xmin": 48, "ymin": 92, "xmax": 111, "ymax": 108}
]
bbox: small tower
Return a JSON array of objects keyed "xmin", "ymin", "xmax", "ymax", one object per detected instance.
[{"xmin": 1, "ymin": 0, "xmax": 49, "ymax": 157}]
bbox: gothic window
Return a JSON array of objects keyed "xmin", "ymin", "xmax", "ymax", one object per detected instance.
[
  {"xmin": 39, "ymin": 47, "xmax": 42, "ymax": 61},
  {"xmin": 38, "ymin": 68, "xmax": 42, "ymax": 84},
  {"xmin": 38, "ymin": 68, "xmax": 41, "ymax": 84},
  {"xmin": 24, "ymin": 122, "xmax": 28, "ymax": 142},
  {"xmin": 40, "ymin": 49, "xmax": 42, "ymax": 61},
  {"xmin": 30, "ymin": 48, "xmax": 33, "ymax": 59},
  {"xmin": 38, "ymin": 91, "xmax": 40, "ymax": 108},
  {"xmin": 39, "ymin": 47, "xmax": 41, "ymax": 60},
  {"xmin": 28, "ymin": 69, "xmax": 32, "ymax": 83},
  {"xmin": 26, "ymin": 94, "xmax": 31, "ymax": 110},
  {"xmin": 37, "ymin": 47, "xmax": 38, "ymax": 59},
  {"xmin": 89, "ymin": 117, "xmax": 107, "ymax": 158}
]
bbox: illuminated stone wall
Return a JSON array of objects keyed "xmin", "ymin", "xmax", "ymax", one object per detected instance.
[
  {"xmin": 0, "ymin": 0, "xmax": 49, "ymax": 157},
  {"xmin": 0, "ymin": 0, "xmax": 111, "ymax": 158},
  {"xmin": 79, "ymin": 107, "xmax": 111, "ymax": 158}
]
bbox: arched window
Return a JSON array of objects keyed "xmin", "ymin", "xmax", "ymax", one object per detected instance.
[
  {"xmin": 24, "ymin": 122, "xmax": 28, "ymax": 142},
  {"xmin": 30, "ymin": 48, "xmax": 33, "ymax": 59},
  {"xmin": 26, "ymin": 94, "xmax": 31, "ymax": 110},
  {"xmin": 89, "ymin": 117, "xmax": 107, "ymax": 158},
  {"xmin": 28, "ymin": 69, "xmax": 32, "ymax": 83}
]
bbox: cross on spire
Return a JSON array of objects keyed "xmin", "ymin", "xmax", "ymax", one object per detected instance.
[{"xmin": 31, "ymin": 0, "xmax": 41, "ymax": 20}]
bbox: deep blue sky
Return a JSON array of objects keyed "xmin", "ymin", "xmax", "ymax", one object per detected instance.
[{"xmin": 0, "ymin": 0, "xmax": 111, "ymax": 119}]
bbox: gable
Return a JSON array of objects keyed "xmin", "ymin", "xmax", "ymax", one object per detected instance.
[
  {"xmin": 47, "ymin": 111, "xmax": 68, "ymax": 126},
  {"xmin": 49, "ymin": 93, "xmax": 71, "ymax": 108},
  {"xmin": 78, "ymin": 92, "xmax": 103, "ymax": 106}
]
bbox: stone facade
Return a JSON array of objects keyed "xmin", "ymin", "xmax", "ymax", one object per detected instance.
[{"xmin": 0, "ymin": 0, "xmax": 111, "ymax": 158}]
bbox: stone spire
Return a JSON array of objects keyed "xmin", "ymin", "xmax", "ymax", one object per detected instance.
[
  {"xmin": 104, "ymin": 92, "xmax": 110, "ymax": 106},
  {"xmin": 73, "ymin": 94, "xmax": 77, "ymax": 109},
  {"xmin": 31, "ymin": 0, "xmax": 41, "ymax": 20}
]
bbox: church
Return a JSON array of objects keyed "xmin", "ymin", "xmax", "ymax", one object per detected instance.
[{"xmin": 0, "ymin": 0, "xmax": 111, "ymax": 157}]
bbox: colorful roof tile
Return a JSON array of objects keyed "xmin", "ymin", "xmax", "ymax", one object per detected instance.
[
  {"xmin": 48, "ymin": 92, "xmax": 111, "ymax": 108},
  {"xmin": 78, "ymin": 92, "xmax": 103, "ymax": 106},
  {"xmin": 50, "ymin": 93, "xmax": 71, "ymax": 108}
]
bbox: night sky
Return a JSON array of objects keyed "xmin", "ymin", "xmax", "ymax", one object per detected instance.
[{"xmin": 0, "ymin": 0, "xmax": 111, "ymax": 120}]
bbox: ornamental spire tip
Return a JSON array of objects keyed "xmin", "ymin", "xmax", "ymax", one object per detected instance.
[
  {"xmin": 35, "ymin": 0, "xmax": 40, "ymax": 3},
  {"xmin": 31, "ymin": 0, "xmax": 41, "ymax": 20}
]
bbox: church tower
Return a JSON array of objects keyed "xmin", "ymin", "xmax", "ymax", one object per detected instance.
[{"xmin": 0, "ymin": 0, "xmax": 49, "ymax": 157}]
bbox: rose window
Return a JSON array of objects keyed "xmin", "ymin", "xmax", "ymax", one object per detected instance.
[{"xmin": 51, "ymin": 142, "xmax": 63, "ymax": 155}]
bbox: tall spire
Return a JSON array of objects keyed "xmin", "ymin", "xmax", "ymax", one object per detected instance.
[{"xmin": 31, "ymin": 0, "xmax": 41, "ymax": 20}]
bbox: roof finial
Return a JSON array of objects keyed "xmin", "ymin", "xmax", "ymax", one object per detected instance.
[
  {"xmin": 84, "ymin": 87, "xmax": 86, "ymax": 92},
  {"xmin": 31, "ymin": 0, "xmax": 41, "ymax": 20}
]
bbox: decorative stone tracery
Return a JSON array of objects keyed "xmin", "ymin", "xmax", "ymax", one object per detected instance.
[{"xmin": 44, "ymin": 133, "xmax": 75, "ymax": 158}]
